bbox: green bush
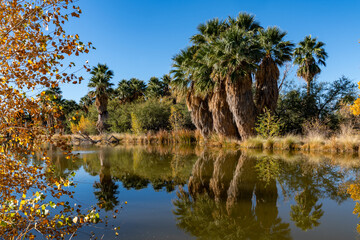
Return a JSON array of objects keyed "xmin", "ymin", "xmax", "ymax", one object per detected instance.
[
  {"xmin": 107, "ymin": 100, "xmax": 132, "ymax": 133},
  {"xmin": 255, "ymin": 108, "xmax": 283, "ymax": 138},
  {"xmin": 132, "ymin": 99, "xmax": 171, "ymax": 132},
  {"xmin": 169, "ymin": 103, "xmax": 194, "ymax": 130}
]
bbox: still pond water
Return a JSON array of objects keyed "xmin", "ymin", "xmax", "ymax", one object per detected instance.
[{"xmin": 49, "ymin": 145, "xmax": 360, "ymax": 239}]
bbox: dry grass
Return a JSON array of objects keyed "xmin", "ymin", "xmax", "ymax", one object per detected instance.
[
  {"xmin": 69, "ymin": 130, "xmax": 199, "ymax": 146},
  {"xmin": 66, "ymin": 122, "xmax": 360, "ymax": 154},
  {"xmin": 240, "ymin": 136, "xmax": 264, "ymax": 149}
]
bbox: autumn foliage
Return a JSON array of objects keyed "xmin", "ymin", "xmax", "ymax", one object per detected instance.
[
  {"xmin": 0, "ymin": 0, "xmax": 98, "ymax": 239},
  {"xmin": 351, "ymin": 82, "xmax": 360, "ymax": 116}
]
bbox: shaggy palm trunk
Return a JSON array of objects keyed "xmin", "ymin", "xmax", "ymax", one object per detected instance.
[
  {"xmin": 186, "ymin": 88, "xmax": 213, "ymax": 138},
  {"xmin": 226, "ymin": 152, "xmax": 256, "ymax": 214},
  {"xmin": 255, "ymin": 57, "xmax": 280, "ymax": 113},
  {"xmin": 188, "ymin": 151, "xmax": 214, "ymax": 198},
  {"xmin": 225, "ymin": 74, "xmax": 257, "ymax": 140},
  {"xmin": 95, "ymin": 94, "xmax": 108, "ymax": 134},
  {"xmin": 209, "ymin": 151, "xmax": 239, "ymax": 202},
  {"xmin": 209, "ymin": 80, "xmax": 240, "ymax": 139}
]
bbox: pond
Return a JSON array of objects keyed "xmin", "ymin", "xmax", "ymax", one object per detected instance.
[{"xmin": 47, "ymin": 145, "xmax": 360, "ymax": 239}]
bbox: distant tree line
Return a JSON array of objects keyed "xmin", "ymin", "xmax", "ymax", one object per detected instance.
[{"xmin": 42, "ymin": 13, "xmax": 358, "ymax": 138}]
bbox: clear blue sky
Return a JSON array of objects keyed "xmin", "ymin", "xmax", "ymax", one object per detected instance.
[{"xmin": 60, "ymin": 0, "xmax": 360, "ymax": 102}]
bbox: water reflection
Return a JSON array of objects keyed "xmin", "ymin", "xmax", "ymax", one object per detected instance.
[
  {"xmin": 173, "ymin": 149, "xmax": 357, "ymax": 239},
  {"xmin": 174, "ymin": 150, "xmax": 290, "ymax": 240},
  {"xmin": 93, "ymin": 150, "xmax": 119, "ymax": 211},
  {"xmin": 46, "ymin": 146, "xmax": 360, "ymax": 238}
]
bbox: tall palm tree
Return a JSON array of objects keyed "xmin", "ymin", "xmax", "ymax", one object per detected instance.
[
  {"xmin": 293, "ymin": 35, "xmax": 328, "ymax": 96},
  {"xmin": 255, "ymin": 27, "xmax": 294, "ymax": 112},
  {"xmin": 171, "ymin": 47, "xmax": 214, "ymax": 138},
  {"xmin": 88, "ymin": 63, "xmax": 114, "ymax": 134},
  {"xmin": 194, "ymin": 13, "xmax": 263, "ymax": 139},
  {"xmin": 209, "ymin": 25, "xmax": 262, "ymax": 139},
  {"xmin": 172, "ymin": 18, "xmax": 241, "ymax": 139},
  {"xmin": 193, "ymin": 19, "xmax": 240, "ymax": 139}
]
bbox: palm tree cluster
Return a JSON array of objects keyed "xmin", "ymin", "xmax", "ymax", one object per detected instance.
[
  {"xmin": 171, "ymin": 13, "xmax": 327, "ymax": 140},
  {"xmin": 87, "ymin": 63, "xmax": 173, "ymax": 133}
]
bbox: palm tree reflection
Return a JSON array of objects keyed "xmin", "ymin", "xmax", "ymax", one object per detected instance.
[
  {"xmin": 93, "ymin": 150, "xmax": 119, "ymax": 211},
  {"xmin": 174, "ymin": 150, "xmax": 350, "ymax": 239},
  {"xmin": 173, "ymin": 150, "xmax": 291, "ymax": 240}
]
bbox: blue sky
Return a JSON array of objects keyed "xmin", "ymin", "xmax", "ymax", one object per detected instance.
[{"xmin": 60, "ymin": 0, "xmax": 360, "ymax": 102}]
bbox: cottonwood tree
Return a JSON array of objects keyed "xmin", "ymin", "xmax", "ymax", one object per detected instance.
[{"xmin": 0, "ymin": 0, "xmax": 101, "ymax": 239}]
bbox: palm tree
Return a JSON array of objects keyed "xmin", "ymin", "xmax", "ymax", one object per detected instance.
[
  {"xmin": 116, "ymin": 79, "xmax": 132, "ymax": 103},
  {"xmin": 171, "ymin": 18, "xmax": 240, "ymax": 139},
  {"xmin": 116, "ymin": 78, "xmax": 146, "ymax": 103},
  {"xmin": 40, "ymin": 87, "xmax": 63, "ymax": 130},
  {"xmin": 88, "ymin": 63, "xmax": 114, "ymax": 134},
  {"xmin": 171, "ymin": 47, "xmax": 214, "ymax": 138},
  {"xmin": 128, "ymin": 78, "xmax": 146, "ymax": 101},
  {"xmin": 171, "ymin": 13, "xmax": 292, "ymax": 140},
  {"xmin": 209, "ymin": 25, "xmax": 262, "ymax": 139},
  {"xmin": 146, "ymin": 77, "xmax": 164, "ymax": 99},
  {"xmin": 161, "ymin": 74, "xmax": 172, "ymax": 97},
  {"xmin": 293, "ymin": 35, "xmax": 328, "ymax": 96},
  {"xmin": 255, "ymin": 27, "xmax": 294, "ymax": 112},
  {"xmin": 193, "ymin": 19, "xmax": 240, "ymax": 139}
]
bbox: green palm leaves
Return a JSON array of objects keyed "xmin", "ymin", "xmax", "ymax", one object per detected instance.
[
  {"xmin": 171, "ymin": 13, "xmax": 296, "ymax": 139},
  {"xmin": 116, "ymin": 78, "xmax": 146, "ymax": 103},
  {"xmin": 88, "ymin": 64, "xmax": 114, "ymax": 96},
  {"xmin": 294, "ymin": 35, "xmax": 328, "ymax": 96}
]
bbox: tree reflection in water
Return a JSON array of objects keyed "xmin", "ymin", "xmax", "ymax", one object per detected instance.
[
  {"xmin": 93, "ymin": 150, "xmax": 119, "ymax": 211},
  {"xmin": 173, "ymin": 150, "xmax": 352, "ymax": 239},
  {"xmin": 47, "ymin": 146, "xmax": 358, "ymax": 236}
]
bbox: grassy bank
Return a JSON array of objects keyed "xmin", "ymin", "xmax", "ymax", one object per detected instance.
[
  {"xmin": 68, "ymin": 129, "xmax": 201, "ymax": 146},
  {"xmin": 55, "ymin": 127, "xmax": 360, "ymax": 154},
  {"xmin": 241, "ymin": 132, "xmax": 360, "ymax": 153}
]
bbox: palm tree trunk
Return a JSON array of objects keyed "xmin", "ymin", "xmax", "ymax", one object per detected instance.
[
  {"xmin": 209, "ymin": 80, "xmax": 241, "ymax": 139},
  {"xmin": 255, "ymin": 57, "xmax": 280, "ymax": 113},
  {"xmin": 188, "ymin": 151, "xmax": 214, "ymax": 198},
  {"xmin": 307, "ymin": 81, "xmax": 311, "ymax": 96},
  {"xmin": 225, "ymin": 74, "xmax": 257, "ymax": 140},
  {"xmin": 186, "ymin": 87, "xmax": 213, "ymax": 138},
  {"xmin": 96, "ymin": 94, "xmax": 109, "ymax": 134},
  {"xmin": 97, "ymin": 111, "xmax": 108, "ymax": 134},
  {"xmin": 226, "ymin": 152, "xmax": 256, "ymax": 214},
  {"xmin": 209, "ymin": 150, "xmax": 239, "ymax": 202}
]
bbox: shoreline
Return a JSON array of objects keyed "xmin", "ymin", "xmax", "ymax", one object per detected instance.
[{"xmin": 53, "ymin": 131, "xmax": 360, "ymax": 154}]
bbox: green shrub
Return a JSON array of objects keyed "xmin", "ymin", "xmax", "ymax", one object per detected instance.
[
  {"xmin": 255, "ymin": 108, "xmax": 283, "ymax": 138},
  {"xmin": 107, "ymin": 100, "xmax": 132, "ymax": 133},
  {"xmin": 132, "ymin": 99, "xmax": 171, "ymax": 132},
  {"xmin": 104, "ymin": 99, "xmax": 194, "ymax": 134}
]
